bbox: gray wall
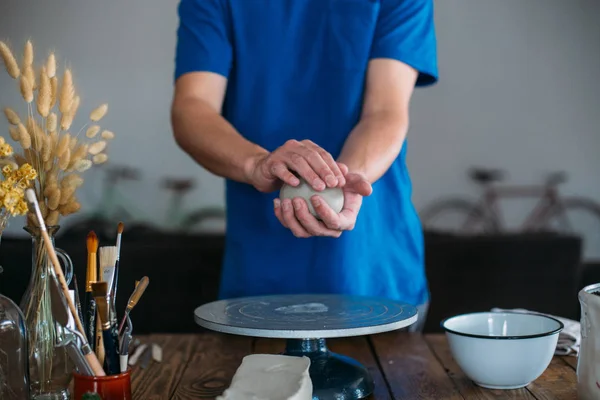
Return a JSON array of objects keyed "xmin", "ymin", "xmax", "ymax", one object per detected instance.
[{"xmin": 1, "ymin": 0, "xmax": 599, "ymax": 256}]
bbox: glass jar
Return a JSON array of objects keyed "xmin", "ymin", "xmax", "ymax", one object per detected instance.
[
  {"xmin": 19, "ymin": 225, "xmax": 75, "ymax": 399},
  {"xmin": 0, "ymin": 291, "xmax": 30, "ymax": 399}
]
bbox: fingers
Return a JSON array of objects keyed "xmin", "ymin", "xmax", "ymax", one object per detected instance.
[
  {"xmin": 311, "ymin": 195, "xmax": 345, "ymax": 230},
  {"xmin": 302, "ymin": 141, "xmax": 345, "ymax": 187},
  {"xmin": 268, "ymin": 161, "xmax": 300, "ymax": 187},
  {"xmin": 284, "ymin": 154, "xmax": 325, "ymax": 191},
  {"xmin": 337, "ymin": 162, "xmax": 349, "ymax": 176},
  {"xmin": 346, "ymin": 173, "xmax": 373, "ymax": 197},
  {"xmin": 292, "ymin": 198, "xmax": 341, "ymax": 237},
  {"xmin": 281, "ymin": 198, "xmax": 311, "ymax": 238}
]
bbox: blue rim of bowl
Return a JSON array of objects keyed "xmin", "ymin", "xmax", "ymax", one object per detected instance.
[{"xmin": 440, "ymin": 311, "xmax": 565, "ymax": 340}]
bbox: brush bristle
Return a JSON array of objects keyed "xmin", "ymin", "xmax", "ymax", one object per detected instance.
[
  {"xmin": 91, "ymin": 281, "xmax": 108, "ymax": 298},
  {"xmin": 99, "ymin": 246, "xmax": 118, "ymax": 268},
  {"xmin": 87, "ymin": 231, "xmax": 98, "ymax": 252},
  {"xmin": 117, "ymin": 221, "xmax": 124, "ymax": 234},
  {"xmin": 25, "ymin": 188, "xmax": 37, "ymax": 204}
]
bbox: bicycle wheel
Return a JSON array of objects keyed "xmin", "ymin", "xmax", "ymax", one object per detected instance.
[
  {"xmin": 419, "ymin": 198, "xmax": 492, "ymax": 234},
  {"xmin": 540, "ymin": 197, "xmax": 600, "ymax": 261}
]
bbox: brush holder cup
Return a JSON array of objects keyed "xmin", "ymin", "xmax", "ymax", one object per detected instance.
[{"xmin": 73, "ymin": 369, "xmax": 132, "ymax": 400}]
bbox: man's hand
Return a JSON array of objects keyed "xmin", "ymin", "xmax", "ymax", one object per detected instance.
[
  {"xmin": 244, "ymin": 139, "xmax": 346, "ymax": 193},
  {"xmin": 273, "ymin": 163, "xmax": 373, "ymax": 238}
]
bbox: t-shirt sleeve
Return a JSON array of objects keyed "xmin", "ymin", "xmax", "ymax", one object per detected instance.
[
  {"xmin": 174, "ymin": 0, "xmax": 232, "ymax": 81},
  {"xmin": 369, "ymin": 0, "xmax": 438, "ymax": 86}
]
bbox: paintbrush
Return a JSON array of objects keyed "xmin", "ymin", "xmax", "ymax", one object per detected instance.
[
  {"xmin": 84, "ymin": 232, "xmax": 98, "ymax": 348},
  {"xmin": 118, "ymin": 276, "xmax": 149, "ymax": 334},
  {"xmin": 110, "ymin": 222, "xmax": 124, "ymax": 325},
  {"xmin": 24, "ymin": 189, "xmax": 106, "ymax": 376},
  {"xmin": 92, "ymin": 282, "xmax": 121, "ymax": 375}
]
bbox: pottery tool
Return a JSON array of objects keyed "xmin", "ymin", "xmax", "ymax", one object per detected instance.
[
  {"xmin": 140, "ymin": 345, "xmax": 152, "ymax": 369},
  {"xmin": 119, "ymin": 315, "xmax": 133, "ymax": 373},
  {"xmin": 118, "ymin": 276, "xmax": 149, "ymax": 334},
  {"xmin": 128, "ymin": 343, "xmax": 148, "ymax": 366},
  {"xmin": 95, "ymin": 317, "xmax": 104, "ymax": 365},
  {"xmin": 50, "ymin": 275, "xmax": 94, "ymax": 376},
  {"xmin": 110, "ymin": 222, "xmax": 124, "ymax": 325},
  {"xmin": 84, "ymin": 231, "xmax": 98, "ymax": 348},
  {"xmin": 24, "ymin": 189, "xmax": 106, "ymax": 376},
  {"xmin": 92, "ymin": 281, "xmax": 121, "ymax": 375}
]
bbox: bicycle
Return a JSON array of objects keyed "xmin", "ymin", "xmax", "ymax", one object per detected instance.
[
  {"xmin": 419, "ymin": 167, "xmax": 600, "ymax": 258},
  {"xmin": 161, "ymin": 178, "xmax": 225, "ymax": 233}
]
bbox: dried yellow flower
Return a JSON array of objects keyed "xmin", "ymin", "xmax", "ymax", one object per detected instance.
[
  {"xmin": 86, "ymin": 125, "xmax": 100, "ymax": 138},
  {"xmin": 88, "ymin": 141, "xmax": 106, "ymax": 155},
  {"xmin": 13, "ymin": 153, "xmax": 27, "ymax": 167},
  {"xmin": 3, "ymin": 107, "xmax": 20, "ymax": 125},
  {"xmin": 101, "ymin": 130, "xmax": 115, "ymax": 140},
  {"xmin": 46, "ymin": 52, "xmax": 56, "ymax": 78},
  {"xmin": 90, "ymin": 104, "xmax": 108, "ymax": 122},
  {"xmin": 92, "ymin": 153, "xmax": 108, "ymax": 164},
  {"xmin": 0, "ymin": 143, "xmax": 14, "ymax": 157},
  {"xmin": 0, "ymin": 41, "xmax": 20, "ymax": 79},
  {"xmin": 47, "ymin": 113, "xmax": 57, "ymax": 132}
]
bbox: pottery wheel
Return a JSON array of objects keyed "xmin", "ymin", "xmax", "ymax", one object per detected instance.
[{"xmin": 194, "ymin": 293, "xmax": 418, "ymax": 339}]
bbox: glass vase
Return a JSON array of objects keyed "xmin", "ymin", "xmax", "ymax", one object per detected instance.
[
  {"xmin": 577, "ymin": 283, "xmax": 600, "ymax": 400},
  {"xmin": 0, "ymin": 291, "xmax": 30, "ymax": 399},
  {"xmin": 20, "ymin": 225, "xmax": 75, "ymax": 400}
]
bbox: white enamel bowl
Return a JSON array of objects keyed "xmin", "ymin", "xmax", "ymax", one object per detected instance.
[{"xmin": 441, "ymin": 312, "xmax": 564, "ymax": 389}]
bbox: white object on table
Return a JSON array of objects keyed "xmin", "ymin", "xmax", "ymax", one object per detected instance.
[
  {"xmin": 216, "ymin": 354, "xmax": 312, "ymax": 400},
  {"xmin": 128, "ymin": 343, "xmax": 148, "ymax": 366},
  {"xmin": 576, "ymin": 284, "xmax": 600, "ymax": 400},
  {"xmin": 491, "ymin": 307, "xmax": 580, "ymax": 356}
]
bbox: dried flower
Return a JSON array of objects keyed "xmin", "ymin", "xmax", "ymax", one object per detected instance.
[
  {"xmin": 46, "ymin": 52, "xmax": 56, "ymax": 78},
  {"xmin": 8, "ymin": 126, "xmax": 20, "ymax": 141},
  {"xmin": 86, "ymin": 125, "xmax": 100, "ymax": 138},
  {"xmin": 20, "ymin": 76, "xmax": 33, "ymax": 103},
  {"xmin": 50, "ymin": 76, "xmax": 58, "ymax": 108},
  {"xmin": 17, "ymin": 123, "xmax": 31, "ymax": 149},
  {"xmin": 74, "ymin": 159, "xmax": 92, "ymax": 172},
  {"xmin": 23, "ymin": 66, "xmax": 35, "ymax": 90},
  {"xmin": 46, "ymin": 210, "xmax": 59, "ymax": 225},
  {"xmin": 47, "ymin": 113, "xmax": 57, "ymax": 132},
  {"xmin": 4, "ymin": 108, "xmax": 20, "ymax": 125},
  {"xmin": 90, "ymin": 104, "xmax": 108, "ymax": 121},
  {"xmin": 88, "ymin": 141, "xmax": 106, "ymax": 155},
  {"xmin": 92, "ymin": 153, "xmax": 107, "ymax": 164},
  {"xmin": 58, "ymin": 148, "xmax": 70, "ymax": 170},
  {"xmin": 101, "ymin": 130, "xmax": 115, "ymax": 140},
  {"xmin": 37, "ymin": 66, "xmax": 51, "ymax": 117},
  {"xmin": 56, "ymin": 133, "xmax": 70, "ymax": 157},
  {"xmin": 61, "ymin": 95, "xmax": 80, "ymax": 130},
  {"xmin": 59, "ymin": 69, "xmax": 74, "ymax": 114},
  {"xmin": 0, "ymin": 41, "xmax": 20, "ymax": 79},
  {"xmin": 22, "ymin": 40, "xmax": 33, "ymax": 69}
]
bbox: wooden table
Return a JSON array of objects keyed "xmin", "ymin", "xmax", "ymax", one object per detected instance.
[{"xmin": 129, "ymin": 332, "xmax": 578, "ymax": 399}]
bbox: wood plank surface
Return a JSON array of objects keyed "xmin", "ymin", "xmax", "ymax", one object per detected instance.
[
  {"xmin": 370, "ymin": 332, "xmax": 463, "ymax": 399},
  {"xmin": 131, "ymin": 334, "xmax": 196, "ymax": 400},
  {"xmin": 560, "ymin": 356, "xmax": 578, "ymax": 371},
  {"xmin": 525, "ymin": 358, "xmax": 578, "ymax": 400},
  {"xmin": 425, "ymin": 335, "xmax": 535, "ymax": 399},
  {"xmin": 170, "ymin": 332, "xmax": 253, "ymax": 400}
]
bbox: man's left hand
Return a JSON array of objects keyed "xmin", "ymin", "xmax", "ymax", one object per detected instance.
[{"xmin": 274, "ymin": 163, "xmax": 373, "ymax": 238}]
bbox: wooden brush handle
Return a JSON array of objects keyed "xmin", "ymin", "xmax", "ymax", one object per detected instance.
[{"xmin": 40, "ymin": 229, "xmax": 106, "ymax": 376}]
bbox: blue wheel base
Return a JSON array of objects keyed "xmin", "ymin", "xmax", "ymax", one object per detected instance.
[{"xmin": 284, "ymin": 338, "xmax": 374, "ymax": 400}]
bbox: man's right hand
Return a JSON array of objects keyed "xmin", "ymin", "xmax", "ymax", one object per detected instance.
[{"xmin": 244, "ymin": 139, "xmax": 346, "ymax": 193}]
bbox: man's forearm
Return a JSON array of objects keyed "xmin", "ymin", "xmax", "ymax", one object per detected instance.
[
  {"xmin": 337, "ymin": 112, "xmax": 409, "ymax": 183},
  {"xmin": 171, "ymin": 97, "xmax": 268, "ymax": 184}
]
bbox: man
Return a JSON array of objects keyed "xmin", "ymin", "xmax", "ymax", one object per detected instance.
[{"xmin": 171, "ymin": 0, "xmax": 438, "ymax": 331}]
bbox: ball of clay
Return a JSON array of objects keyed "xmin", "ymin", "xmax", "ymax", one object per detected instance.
[{"xmin": 280, "ymin": 179, "xmax": 344, "ymax": 217}]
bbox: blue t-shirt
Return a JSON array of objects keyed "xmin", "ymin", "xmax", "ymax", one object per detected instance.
[{"xmin": 175, "ymin": 0, "xmax": 438, "ymax": 306}]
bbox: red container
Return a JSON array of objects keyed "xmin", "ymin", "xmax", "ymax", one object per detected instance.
[{"xmin": 73, "ymin": 369, "xmax": 132, "ymax": 400}]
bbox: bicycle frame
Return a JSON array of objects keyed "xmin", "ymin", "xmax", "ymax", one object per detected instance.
[{"xmin": 468, "ymin": 184, "xmax": 567, "ymax": 232}]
